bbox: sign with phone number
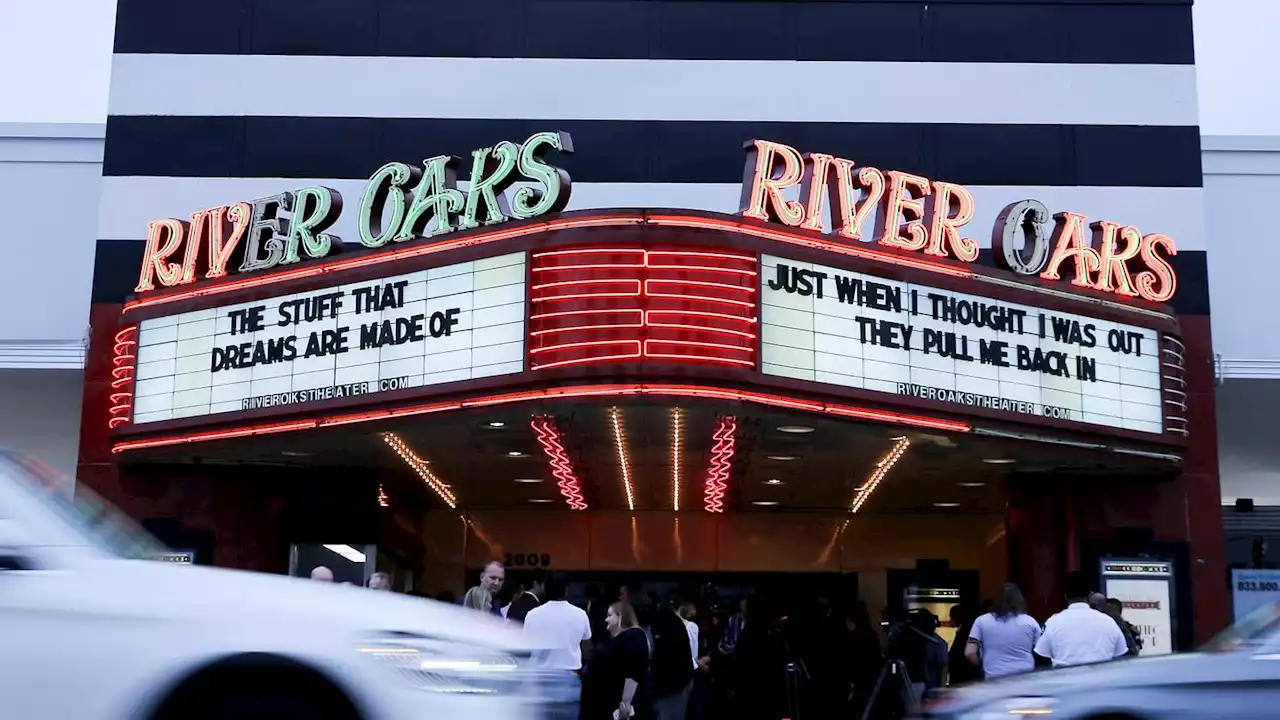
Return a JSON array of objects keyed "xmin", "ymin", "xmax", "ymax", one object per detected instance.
[{"xmin": 1232, "ymin": 569, "xmax": 1280, "ymax": 621}]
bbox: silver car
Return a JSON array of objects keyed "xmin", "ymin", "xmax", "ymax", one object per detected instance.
[
  {"xmin": 0, "ymin": 450, "xmax": 577, "ymax": 720},
  {"xmin": 922, "ymin": 603, "xmax": 1280, "ymax": 719}
]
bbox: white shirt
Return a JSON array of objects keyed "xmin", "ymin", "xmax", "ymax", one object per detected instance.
[
  {"xmin": 682, "ymin": 618, "xmax": 699, "ymax": 669},
  {"xmin": 522, "ymin": 600, "xmax": 592, "ymax": 670},
  {"xmin": 1033, "ymin": 602, "xmax": 1128, "ymax": 667}
]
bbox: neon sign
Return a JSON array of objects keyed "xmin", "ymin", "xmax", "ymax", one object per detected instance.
[
  {"xmin": 135, "ymin": 131, "xmax": 574, "ymax": 294},
  {"xmin": 739, "ymin": 139, "xmax": 1178, "ymax": 303}
]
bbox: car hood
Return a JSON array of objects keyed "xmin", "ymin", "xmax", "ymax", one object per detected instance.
[
  {"xmin": 930, "ymin": 653, "xmax": 1217, "ymax": 711},
  {"xmin": 88, "ymin": 557, "xmax": 530, "ymax": 650}
]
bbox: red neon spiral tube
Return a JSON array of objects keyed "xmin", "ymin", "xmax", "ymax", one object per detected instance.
[
  {"xmin": 703, "ymin": 416, "xmax": 738, "ymax": 513},
  {"xmin": 530, "ymin": 416, "xmax": 589, "ymax": 510}
]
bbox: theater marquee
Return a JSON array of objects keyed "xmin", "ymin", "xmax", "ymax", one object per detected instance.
[
  {"xmin": 131, "ymin": 253, "xmax": 526, "ymax": 423},
  {"xmin": 761, "ymin": 255, "xmax": 1163, "ymax": 434},
  {"xmin": 112, "ymin": 131, "xmax": 1187, "ymax": 445}
]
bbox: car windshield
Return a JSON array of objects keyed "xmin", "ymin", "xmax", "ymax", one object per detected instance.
[
  {"xmin": 1203, "ymin": 599, "xmax": 1280, "ymax": 652},
  {"xmin": 0, "ymin": 450, "xmax": 167, "ymax": 560}
]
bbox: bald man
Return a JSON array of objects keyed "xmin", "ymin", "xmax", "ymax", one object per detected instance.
[
  {"xmin": 460, "ymin": 560, "xmax": 505, "ymax": 615},
  {"xmin": 310, "ymin": 566, "xmax": 334, "ymax": 582}
]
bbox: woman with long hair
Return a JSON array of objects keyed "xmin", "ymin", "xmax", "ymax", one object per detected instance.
[
  {"xmin": 462, "ymin": 586, "xmax": 493, "ymax": 612},
  {"xmin": 582, "ymin": 601, "xmax": 653, "ymax": 720},
  {"xmin": 964, "ymin": 583, "xmax": 1042, "ymax": 679}
]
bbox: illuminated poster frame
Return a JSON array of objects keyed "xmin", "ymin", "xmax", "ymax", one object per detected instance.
[{"xmin": 1099, "ymin": 558, "xmax": 1176, "ymax": 656}]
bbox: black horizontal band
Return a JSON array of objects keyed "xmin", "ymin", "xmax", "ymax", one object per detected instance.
[
  {"xmin": 103, "ymin": 116, "xmax": 1203, "ymax": 188},
  {"xmin": 90, "ymin": 238, "xmax": 1208, "ymax": 315},
  {"xmin": 114, "ymin": 0, "xmax": 1193, "ymax": 64}
]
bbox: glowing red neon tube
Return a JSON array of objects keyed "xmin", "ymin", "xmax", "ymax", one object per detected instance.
[
  {"xmin": 528, "ymin": 247, "xmax": 762, "ymax": 371},
  {"xmin": 531, "ymin": 415, "xmax": 589, "ymax": 510},
  {"xmin": 107, "ymin": 326, "xmax": 138, "ymax": 429},
  {"xmin": 703, "ymin": 416, "xmax": 738, "ymax": 513}
]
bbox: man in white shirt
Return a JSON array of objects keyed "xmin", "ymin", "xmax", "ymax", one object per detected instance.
[
  {"xmin": 677, "ymin": 601, "xmax": 702, "ymax": 670},
  {"xmin": 1034, "ymin": 572, "xmax": 1128, "ymax": 667},
  {"xmin": 523, "ymin": 574, "xmax": 592, "ymax": 671}
]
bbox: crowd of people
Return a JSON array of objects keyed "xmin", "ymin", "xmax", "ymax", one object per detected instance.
[
  {"xmin": 893, "ymin": 571, "xmax": 1144, "ymax": 713},
  {"xmin": 310, "ymin": 561, "xmax": 1147, "ymax": 719},
  {"xmin": 307, "ymin": 565, "xmax": 391, "ymax": 590}
]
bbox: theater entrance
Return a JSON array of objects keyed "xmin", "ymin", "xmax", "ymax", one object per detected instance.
[{"xmin": 116, "ymin": 396, "xmax": 1183, "ymax": 635}]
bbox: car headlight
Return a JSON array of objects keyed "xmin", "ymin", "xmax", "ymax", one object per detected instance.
[
  {"xmin": 356, "ymin": 634, "xmax": 529, "ymax": 695},
  {"xmin": 959, "ymin": 696, "xmax": 1058, "ymax": 719}
]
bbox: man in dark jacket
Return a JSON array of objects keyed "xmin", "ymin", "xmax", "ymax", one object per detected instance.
[
  {"xmin": 650, "ymin": 595, "xmax": 695, "ymax": 720},
  {"xmin": 506, "ymin": 569, "xmax": 546, "ymax": 623},
  {"xmin": 1105, "ymin": 598, "xmax": 1144, "ymax": 656}
]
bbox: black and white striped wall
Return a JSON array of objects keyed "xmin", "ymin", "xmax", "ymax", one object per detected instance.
[{"xmin": 93, "ymin": 0, "xmax": 1207, "ymax": 316}]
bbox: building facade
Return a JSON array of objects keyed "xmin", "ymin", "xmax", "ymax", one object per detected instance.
[
  {"xmin": 1203, "ymin": 135, "xmax": 1280, "ymax": 609},
  {"xmin": 0, "ymin": 122, "xmax": 104, "ymax": 481},
  {"xmin": 79, "ymin": 0, "xmax": 1227, "ymax": 645}
]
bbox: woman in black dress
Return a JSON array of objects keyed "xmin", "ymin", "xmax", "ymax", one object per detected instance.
[{"xmin": 582, "ymin": 601, "xmax": 653, "ymax": 720}]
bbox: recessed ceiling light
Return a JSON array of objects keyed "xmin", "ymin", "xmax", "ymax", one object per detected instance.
[
  {"xmin": 933, "ymin": 502, "xmax": 961, "ymax": 508},
  {"xmin": 777, "ymin": 425, "xmax": 815, "ymax": 434},
  {"xmin": 506, "ymin": 451, "xmax": 528, "ymax": 457},
  {"xmin": 983, "ymin": 458, "xmax": 1016, "ymax": 465},
  {"xmin": 958, "ymin": 482, "xmax": 987, "ymax": 488},
  {"xmin": 764, "ymin": 479, "xmax": 786, "ymax": 486},
  {"xmin": 281, "ymin": 450, "xmax": 312, "ymax": 457},
  {"xmin": 767, "ymin": 455, "xmax": 800, "ymax": 461},
  {"xmin": 514, "ymin": 478, "xmax": 544, "ymax": 484},
  {"xmin": 485, "ymin": 421, "xmax": 506, "ymax": 429},
  {"xmin": 752, "ymin": 501, "xmax": 781, "ymax": 506},
  {"xmin": 529, "ymin": 498, "xmax": 555, "ymax": 504}
]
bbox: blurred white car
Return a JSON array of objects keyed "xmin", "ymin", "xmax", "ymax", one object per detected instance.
[{"xmin": 0, "ymin": 450, "xmax": 576, "ymax": 720}]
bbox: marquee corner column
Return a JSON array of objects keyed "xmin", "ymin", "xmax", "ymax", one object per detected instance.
[
  {"xmin": 1179, "ymin": 315, "xmax": 1230, "ymax": 643},
  {"xmin": 1006, "ymin": 473, "xmax": 1067, "ymax": 622}
]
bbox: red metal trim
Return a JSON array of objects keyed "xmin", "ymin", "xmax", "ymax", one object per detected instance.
[{"xmin": 110, "ymin": 383, "xmax": 972, "ymax": 453}]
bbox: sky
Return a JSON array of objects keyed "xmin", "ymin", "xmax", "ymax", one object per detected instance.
[{"xmin": 0, "ymin": 0, "xmax": 1275, "ymax": 135}]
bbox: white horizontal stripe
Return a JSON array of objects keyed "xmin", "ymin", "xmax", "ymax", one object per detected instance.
[
  {"xmin": 97, "ymin": 177, "xmax": 1206, "ymax": 252},
  {"xmin": 108, "ymin": 54, "xmax": 1198, "ymax": 127}
]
